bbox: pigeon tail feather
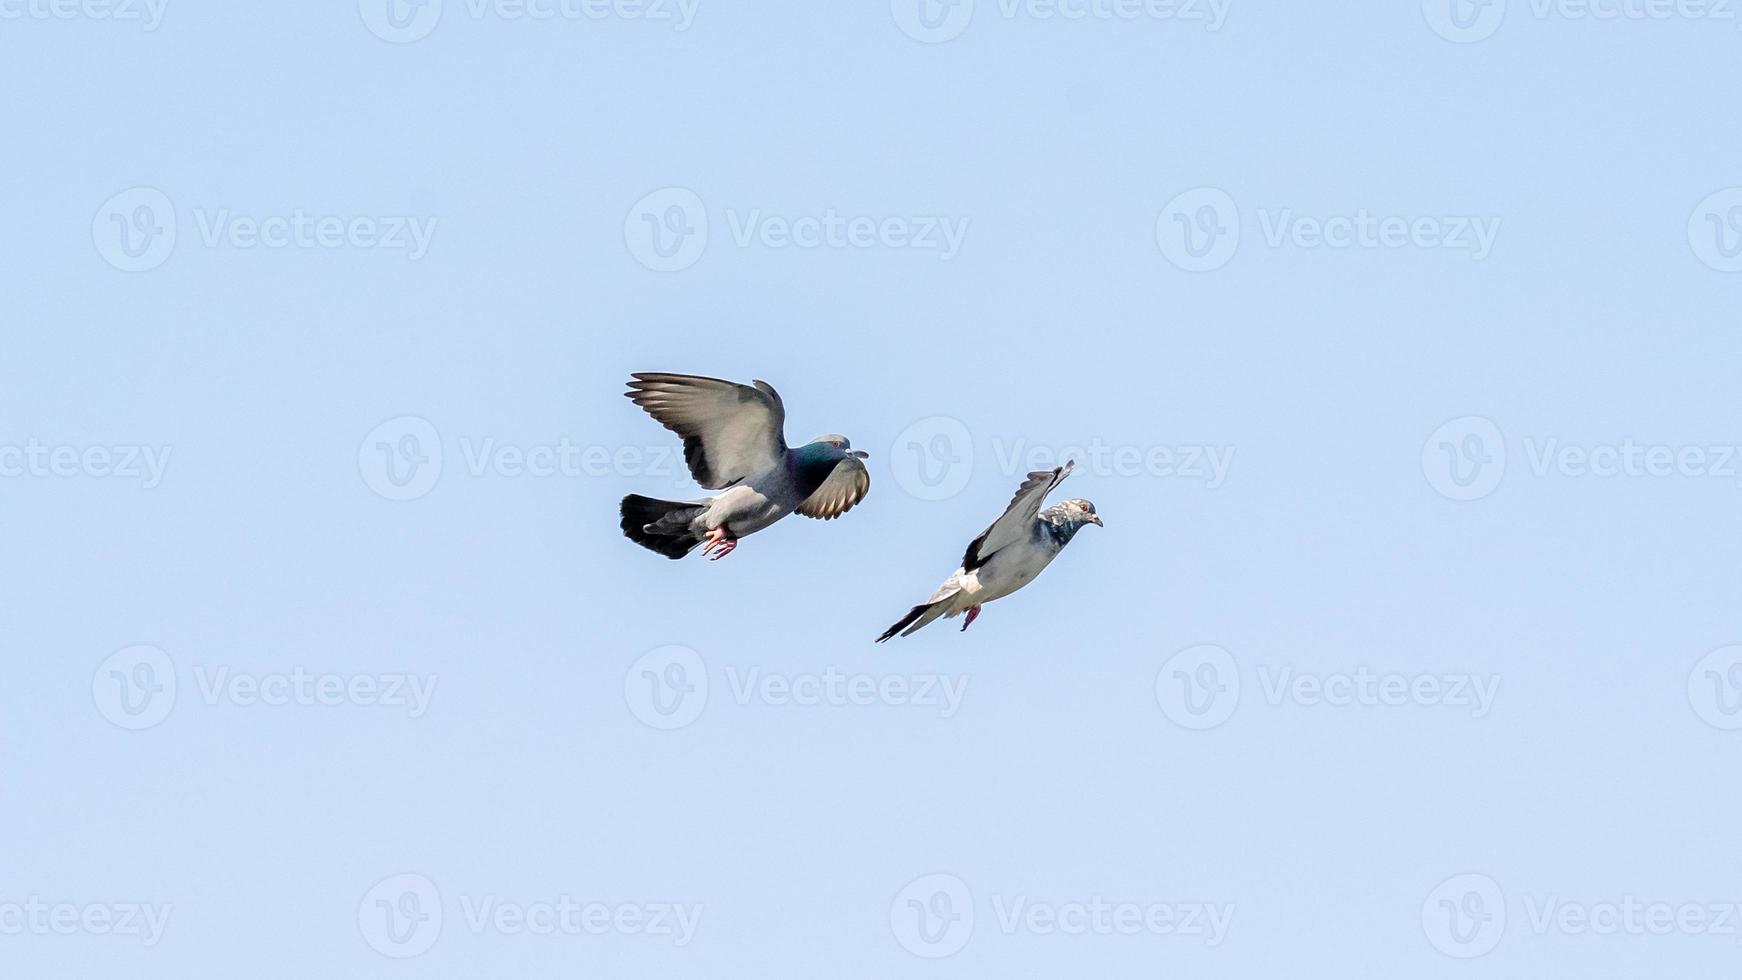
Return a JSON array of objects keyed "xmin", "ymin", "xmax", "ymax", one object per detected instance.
[
  {"xmin": 875, "ymin": 599, "xmax": 950, "ymax": 642},
  {"xmin": 620, "ymin": 494, "xmax": 705, "ymax": 559}
]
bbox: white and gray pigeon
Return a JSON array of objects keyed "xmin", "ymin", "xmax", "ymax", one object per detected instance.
[
  {"xmin": 875, "ymin": 461, "xmax": 1101, "ymax": 641},
  {"xmin": 619, "ymin": 372, "xmax": 870, "ymax": 560}
]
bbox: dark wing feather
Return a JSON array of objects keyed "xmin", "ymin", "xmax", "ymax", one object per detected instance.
[
  {"xmin": 624, "ymin": 373, "xmax": 787, "ymax": 489},
  {"xmin": 961, "ymin": 461, "xmax": 1073, "ymax": 570},
  {"xmin": 795, "ymin": 456, "xmax": 870, "ymax": 520}
]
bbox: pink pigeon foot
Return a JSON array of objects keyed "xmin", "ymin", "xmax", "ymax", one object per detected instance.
[
  {"xmin": 961, "ymin": 605, "xmax": 982, "ymax": 631},
  {"xmin": 701, "ymin": 527, "xmax": 738, "ymax": 561}
]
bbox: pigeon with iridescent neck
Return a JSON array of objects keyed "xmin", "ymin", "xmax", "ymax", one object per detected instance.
[
  {"xmin": 875, "ymin": 461, "xmax": 1100, "ymax": 640},
  {"xmin": 618, "ymin": 372, "xmax": 870, "ymax": 560}
]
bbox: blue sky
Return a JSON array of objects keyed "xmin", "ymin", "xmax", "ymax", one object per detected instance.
[{"xmin": 4, "ymin": 1, "xmax": 1742, "ymax": 976}]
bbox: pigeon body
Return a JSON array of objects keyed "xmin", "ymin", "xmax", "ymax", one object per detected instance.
[
  {"xmin": 619, "ymin": 373, "xmax": 869, "ymax": 560},
  {"xmin": 876, "ymin": 461, "xmax": 1100, "ymax": 641}
]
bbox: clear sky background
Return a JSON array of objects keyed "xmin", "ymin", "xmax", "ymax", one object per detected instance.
[{"xmin": 5, "ymin": 1, "xmax": 1742, "ymax": 976}]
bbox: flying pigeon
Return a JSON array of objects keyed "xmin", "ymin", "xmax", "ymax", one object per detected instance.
[
  {"xmin": 618, "ymin": 372, "xmax": 870, "ymax": 560},
  {"xmin": 875, "ymin": 461, "xmax": 1100, "ymax": 641}
]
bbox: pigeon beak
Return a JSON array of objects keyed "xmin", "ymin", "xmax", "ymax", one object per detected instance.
[
  {"xmin": 850, "ymin": 449, "xmax": 870, "ymax": 460},
  {"xmin": 1090, "ymin": 515, "xmax": 1104, "ymax": 527}
]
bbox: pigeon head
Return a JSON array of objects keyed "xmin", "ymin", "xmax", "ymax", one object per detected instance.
[
  {"xmin": 805, "ymin": 434, "xmax": 870, "ymax": 460},
  {"xmin": 1050, "ymin": 498, "xmax": 1103, "ymax": 528}
]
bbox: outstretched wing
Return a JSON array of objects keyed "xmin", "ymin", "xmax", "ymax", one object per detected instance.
[
  {"xmin": 795, "ymin": 456, "xmax": 870, "ymax": 520},
  {"xmin": 625, "ymin": 373, "xmax": 787, "ymax": 489},
  {"xmin": 961, "ymin": 460, "xmax": 1073, "ymax": 571}
]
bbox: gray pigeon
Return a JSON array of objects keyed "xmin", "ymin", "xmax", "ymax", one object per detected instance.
[
  {"xmin": 875, "ymin": 461, "xmax": 1100, "ymax": 641},
  {"xmin": 619, "ymin": 372, "xmax": 870, "ymax": 560}
]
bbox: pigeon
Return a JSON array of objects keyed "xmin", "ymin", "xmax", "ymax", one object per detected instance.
[
  {"xmin": 618, "ymin": 372, "xmax": 870, "ymax": 560},
  {"xmin": 875, "ymin": 460, "xmax": 1101, "ymax": 641}
]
